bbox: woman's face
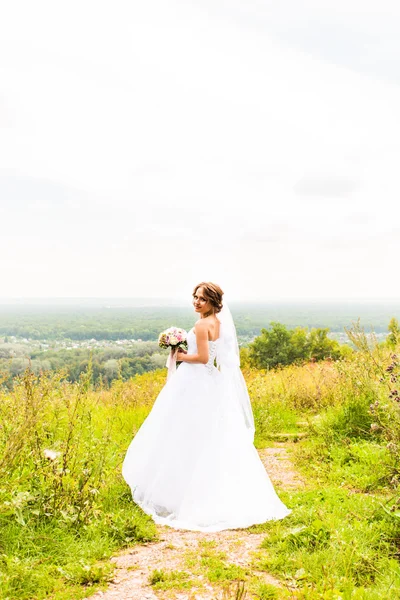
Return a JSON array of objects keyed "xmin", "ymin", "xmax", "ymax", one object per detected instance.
[{"xmin": 193, "ymin": 287, "xmax": 213, "ymax": 316}]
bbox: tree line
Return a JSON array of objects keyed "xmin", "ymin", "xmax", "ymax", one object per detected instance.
[
  {"xmin": 243, "ymin": 318, "xmax": 399, "ymax": 370},
  {"xmin": 1, "ymin": 318, "xmax": 398, "ymax": 388}
]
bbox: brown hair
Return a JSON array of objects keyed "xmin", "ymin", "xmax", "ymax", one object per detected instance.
[{"xmin": 192, "ymin": 282, "xmax": 224, "ymax": 314}]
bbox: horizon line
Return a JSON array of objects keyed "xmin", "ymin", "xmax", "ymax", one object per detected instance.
[{"xmin": 0, "ymin": 296, "xmax": 399, "ymax": 304}]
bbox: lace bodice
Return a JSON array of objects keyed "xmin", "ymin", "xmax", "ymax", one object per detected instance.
[{"xmin": 187, "ymin": 327, "xmax": 218, "ymax": 374}]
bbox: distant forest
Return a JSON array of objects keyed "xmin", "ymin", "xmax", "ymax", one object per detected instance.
[
  {"xmin": 0, "ymin": 301, "xmax": 398, "ymax": 387},
  {"xmin": 0, "ymin": 301, "xmax": 398, "ymax": 341}
]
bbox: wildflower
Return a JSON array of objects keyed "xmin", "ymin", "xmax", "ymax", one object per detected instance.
[
  {"xmin": 43, "ymin": 449, "xmax": 61, "ymax": 461},
  {"xmin": 370, "ymin": 423, "xmax": 380, "ymax": 432}
]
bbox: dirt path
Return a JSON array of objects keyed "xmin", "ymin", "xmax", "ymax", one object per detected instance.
[{"xmin": 89, "ymin": 443, "xmax": 305, "ymax": 600}]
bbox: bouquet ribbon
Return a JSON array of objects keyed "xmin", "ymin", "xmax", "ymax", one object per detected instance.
[{"xmin": 166, "ymin": 347, "xmax": 178, "ymax": 381}]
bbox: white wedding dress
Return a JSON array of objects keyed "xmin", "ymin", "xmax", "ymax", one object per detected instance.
[{"xmin": 122, "ymin": 307, "xmax": 291, "ymax": 532}]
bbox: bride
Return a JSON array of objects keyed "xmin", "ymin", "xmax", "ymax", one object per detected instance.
[{"xmin": 122, "ymin": 282, "xmax": 291, "ymax": 532}]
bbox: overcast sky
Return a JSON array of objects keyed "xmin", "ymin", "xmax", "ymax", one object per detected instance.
[{"xmin": 1, "ymin": 0, "xmax": 400, "ymax": 302}]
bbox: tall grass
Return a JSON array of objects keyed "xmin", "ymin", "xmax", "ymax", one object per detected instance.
[
  {"xmin": 1, "ymin": 321, "xmax": 400, "ymax": 598},
  {"xmin": 252, "ymin": 487, "xmax": 400, "ymax": 599},
  {"xmin": 0, "ymin": 365, "xmax": 162, "ymax": 599},
  {"xmin": 292, "ymin": 325, "xmax": 400, "ymax": 492},
  {"xmin": 244, "ymin": 329, "xmax": 400, "ymax": 598}
]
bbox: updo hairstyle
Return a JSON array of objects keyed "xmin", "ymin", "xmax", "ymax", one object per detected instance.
[{"xmin": 192, "ymin": 282, "xmax": 224, "ymax": 314}]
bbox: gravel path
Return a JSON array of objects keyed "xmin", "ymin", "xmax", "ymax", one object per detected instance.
[{"xmin": 88, "ymin": 443, "xmax": 304, "ymax": 600}]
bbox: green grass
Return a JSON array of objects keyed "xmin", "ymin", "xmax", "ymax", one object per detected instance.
[
  {"xmin": 312, "ymin": 439, "xmax": 395, "ymax": 491},
  {"xmin": 2, "ymin": 334, "xmax": 400, "ymax": 599},
  {"xmin": 253, "ymin": 400, "xmax": 300, "ymax": 448},
  {"xmin": 200, "ymin": 549, "xmax": 249, "ymax": 583},
  {"xmin": 247, "ymin": 427, "xmax": 400, "ymax": 599},
  {"xmin": 0, "ymin": 369, "xmax": 161, "ymax": 599},
  {"xmin": 148, "ymin": 568, "xmax": 193, "ymax": 590},
  {"xmin": 250, "ymin": 582, "xmax": 279, "ymax": 599},
  {"xmin": 250, "ymin": 485, "xmax": 400, "ymax": 598},
  {"xmin": 180, "ymin": 545, "xmax": 251, "ymax": 594},
  {"xmin": 0, "ymin": 493, "xmax": 157, "ymax": 599}
]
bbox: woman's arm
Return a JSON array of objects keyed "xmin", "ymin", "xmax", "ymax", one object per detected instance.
[{"xmin": 176, "ymin": 321, "xmax": 209, "ymax": 364}]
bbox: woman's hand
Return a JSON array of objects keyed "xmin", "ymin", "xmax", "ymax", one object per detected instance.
[{"xmin": 176, "ymin": 349, "xmax": 187, "ymax": 362}]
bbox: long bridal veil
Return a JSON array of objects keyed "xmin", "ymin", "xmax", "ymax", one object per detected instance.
[{"xmin": 214, "ymin": 301, "xmax": 256, "ymax": 440}]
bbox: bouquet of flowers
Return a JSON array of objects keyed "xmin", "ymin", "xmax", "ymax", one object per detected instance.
[{"xmin": 158, "ymin": 327, "xmax": 188, "ymax": 380}]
